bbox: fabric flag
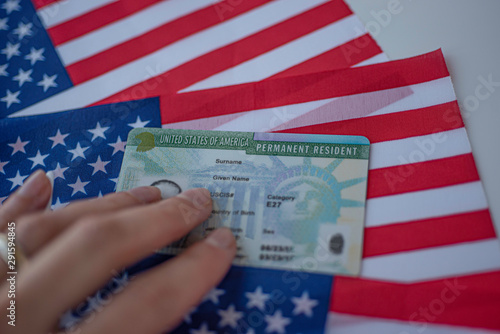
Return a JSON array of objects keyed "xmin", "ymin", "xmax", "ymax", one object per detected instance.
[
  {"xmin": 0, "ymin": 98, "xmax": 161, "ymax": 205},
  {"xmin": 3, "ymin": 0, "xmax": 385, "ymax": 118},
  {"xmin": 0, "ymin": 98, "xmax": 335, "ymax": 334},
  {"xmin": 2, "ymin": 0, "xmax": 499, "ymax": 333},
  {"xmin": 126, "ymin": 255, "xmax": 334, "ymax": 334},
  {"xmin": 0, "ymin": 1, "xmax": 387, "ymax": 333},
  {"xmin": 58, "ymin": 253, "xmax": 333, "ymax": 334},
  {"xmin": 158, "ymin": 50, "xmax": 500, "ymax": 333}
]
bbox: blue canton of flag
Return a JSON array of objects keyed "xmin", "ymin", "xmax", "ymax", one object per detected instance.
[
  {"xmin": 169, "ymin": 265, "xmax": 332, "ymax": 334},
  {"xmin": 0, "ymin": 0, "xmax": 72, "ymax": 118},
  {"xmin": 0, "ymin": 97, "xmax": 161, "ymax": 206},
  {"xmin": 61, "ymin": 254, "xmax": 333, "ymax": 334}
]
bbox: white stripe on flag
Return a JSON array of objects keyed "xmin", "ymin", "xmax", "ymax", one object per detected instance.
[
  {"xmin": 369, "ymin": 128, "xmax": 471, "ymax": 170},
  {"xmin": 213, "ymin": 99, "xmax": 336, "ymax": 132},
  {"xmin": 181, "ymin": 15, "xmax": 366, "ymax": 92},
  {"xmin": 38, "ymin": 0, "xmax": 116, "ymax": 28},
  {"xmin": 352, "ymin": 53, "xmax": 388, "ymax": 67},
  {"xmin": 360, "ymin": 238, "xmax": 500, "ymax": 282},
  {"xmin": 13, "ymin": 0, "xmax": 329, "ymax": 117},
  {"xmin": 326, "ymin": 313, "xmax": 499, "ymax": 334},
  {"xmin": 368, "ymin": 77, "xmax": 456, "ymax": 118},
  {"xmin": 57, "ymin": 0, "xmax": 219, "ymax": 66},
  {"xmin": 365, "ymin": 181, "xmax": 488, "ymax": 228}
]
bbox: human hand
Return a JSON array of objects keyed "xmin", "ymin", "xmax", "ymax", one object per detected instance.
[{"xmin": 0, "ymin": 170, "xmax": 236, "ymax": 333}]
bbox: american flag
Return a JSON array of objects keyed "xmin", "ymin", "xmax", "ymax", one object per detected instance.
[
  {"xmin": 0, "ymin": 98, "xmax": 161, "ymax": 206},
  {"xmin": 0, "ymin": 0, "xmax": 72, "ymax": 117},
  {"xmin": 0, "ymin": 97, "xmax": 333, "ymax": 334},
  {"xmin": 124, "ymin": 258, "xmax": 333, "ymax": 334},
  {"xmin": 5, "ymin": 0, "xmax": 385, "ymax": 117},
  {"xmin": 1, "ymin": 0, "xmax": 499, "ymax": 333},
  {"xmin": 59, "ymin": 258, "xmax": 333, "ymax": 334},
  {"xmin": 159, "ymin": 50, "xmax": 500, "ymax": 333}
]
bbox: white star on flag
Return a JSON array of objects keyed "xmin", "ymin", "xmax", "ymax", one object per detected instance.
[
  {"xmin": 0, "ymin": 64, "xmax": 8, "ymax": 76},
  {"xmin": 89, "ymin": 156, "xmax": 110, "ymax": 175},
  {"xmin": 184, "ymin": 307, "xmax": 197, "ymax": 324},
  {"xmin": 217, "ymin": 304, "xmax": 243, "ymax": 329},
  {"xmin": 13, "ymin": 21, "xmax": 32, "ymax": 40},
  {"xmin": 1, "ymin": 0, "xmax": 21, "ymax": 14},
  {"xmin": 1, "ymin": 42, "xmax": 20, "ymax": 60},
  {"xmin": 0, "ymin": 17, "xmax": 8, "ymax": 31},
  {"xmin": 265, "ymin": 310, "xmax": 291, "ymax": 334},
  {"xmin": 1, "ymin": 89, "xmax": 21, "ymax": 108},
  {"xmin": 68, "ymin": 176, "xmax": 90, "ymax": 196},
  {"xmin": 24, "ymin": 47, "xmax": 45, "ymax": 66},
  {"xmin": 110, "ymin": 272, "xmax": 129, "ymax": 292},
  {"xmin": 51, "ymin": 163, "xmax": 68, "ymax": 180},
  {"xmin": 7, "ymin": 170, "xmax": 27, "ymax": 191},
  {"xmin": 291, "ymin": 291, "xmax": 318, "ymax": 317},
  {"xmin": 0, "ymin": 160, "xmax": 8, "ymax": 174},
  {"xmin": 8, "ymin": 136, "xmax": 29, "ymax": 155},
  {"xmin": 202, "ymin": 288, "xmax": 225, "ymax": 304},
  {"xmin": 108, "ymin": 136, "xmax": 126, "ymax": 155},
  {"xmin": 51, "ymin": 198, "xmax": 68, "ymax": 210},
  {"xmin": 88, "ymin": 122, "xmax": 110, "ymax": 141},
  {"xmin": 68, "ymin": 142, "xmax": 89, "ymax": 161},
  {"xmin": 59, "ymin": 311, "xmax": 80, "ymax": 330},
  {"xmin": 245, "ymin": 286, "xmax": 270, "ymax": 311},
  {"xmin": 190, "ymin": 323, "xmax": 215, "ymax": 334},
  {"xmin": 83, "ymin": 296, "xmax": 102, "ymax": 316},
  {"xmin": 28, "ymin": 150, "xmax": 49, "ymax": 168},
  {"xmin": 128, "ymin": 116, "xmax": 150, "ymax": 128},
  {"xmin": 12, "ymin": 68, "xmax": 33, "ymax": 87},
  {"xmin": 48, "ymin": 129, "xmax": 69, "ymax": 148},
  {"xmin": 37, "ymin": 73, "xmax": 58, "ymax": 92}
]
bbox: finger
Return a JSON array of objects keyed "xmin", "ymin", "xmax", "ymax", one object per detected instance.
[
  {"xmin": 0, "ymin": 170, "xmax": 51, "ymax": 231},
  {"xmin": 78, "ymin": 228, "xmax": 236, "ymax": 334},
  {"xmin": 0, "ymin": 261, "xmax": 6, "ymax": 277},
  {"xmin": 44, "ymin": 170, "xmax": 55, "ymax": 211},
  {"xmin": 16, "ymin": 186, "xmax": 162, "ymax": 256},
  {"xmin": 13, "ymin": 188, "xmax": 212, "ymax": 333}
]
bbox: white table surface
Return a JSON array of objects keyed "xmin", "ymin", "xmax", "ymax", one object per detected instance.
[{"xmin": 347, "ymin": 0, "xmax": 500, "ymax": 235}]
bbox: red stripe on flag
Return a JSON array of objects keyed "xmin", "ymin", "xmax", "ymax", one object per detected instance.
[
  {"xmin": 280, "ymin": 101, "xmax": 463, "ymax": 143},
  {"xmin": 331, "ymin": 270, "xmax": 500, "ymax": 330},
  {"xmin": 32, "ymin": 0, "xmax": 59, "ymax": 10},
  {"xmin": 363, "ymin": 210, "xmax": 496, "ymax": 257},
  {"xmin": 47, "ymin": 0, "xmax": 164, "ymax": 46},
  {"xmin": 269, "ymin": 34, "xmax": 382, "ymax": 78},
  {"xmin": 159, "ymin": 50, "xmax": 449, "ymax": 123},
  {"xmin": 67, "ymin": 0, "xmax": 272, "ymax": 85},
  {"xmin": 368, "ymin": 154, "xmax": 479, "ymax": 199},
  {"xmin": 97, "ymin": 0, "xmax": 353, "ymax": 105}
]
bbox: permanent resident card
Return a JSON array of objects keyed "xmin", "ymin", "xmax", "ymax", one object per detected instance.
[{"xmin": 117, "ymin": 128, "xmax": 370, "ymax": 276}]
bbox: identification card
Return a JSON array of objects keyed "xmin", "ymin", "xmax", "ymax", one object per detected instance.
[{"xmin": 117, "ymin": 128, "xmax": 370, "ymax": 275}]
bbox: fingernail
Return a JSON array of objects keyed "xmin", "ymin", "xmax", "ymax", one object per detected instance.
[
  {"xmin": 178, "ymin": 188, "xmax": 212, "ymax": 208},
  {"xmin": 128, "ymin": 186, "xmax": 162, "ymax": 203},
  {"xmin": 205, "ymin": 228, "xmax": 235, "ymax": 250},
  {"xmin": 19, "ymin": 170, "xmax": 47, "ymax": 197}
]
